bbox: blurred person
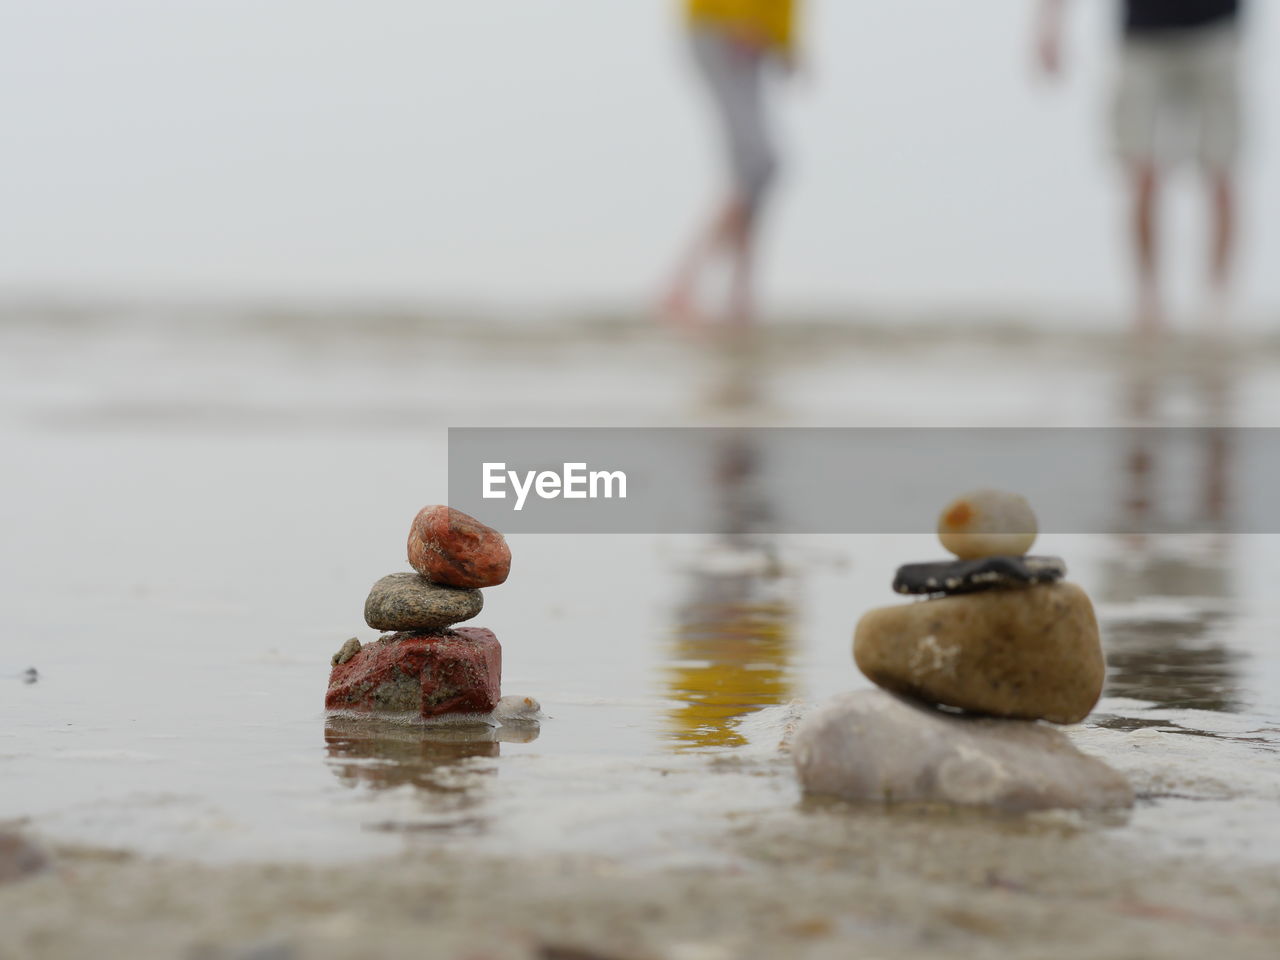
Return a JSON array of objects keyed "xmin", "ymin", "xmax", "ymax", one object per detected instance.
[
  {"xmin": 1037, "ymin": 0, "xmax": 1245, "ymax": 329},
  {"xmin": 663, "ymin": 0, "xmax": 800, "ymax": 332}
]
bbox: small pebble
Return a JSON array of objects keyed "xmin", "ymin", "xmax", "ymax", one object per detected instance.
[
  {"xmin": 493, "ymin": 695, "xmax": 543, "ymax": 724},
  {"xmin": 937, "ymin": 489, "xmax": 1037, "ymax": 559},
  {"xmin": 331, "ymin": 638, "xmax": 361, "ymax": 666}
]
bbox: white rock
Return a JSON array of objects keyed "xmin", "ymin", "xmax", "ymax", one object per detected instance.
[
  {"xmin": 492, "ymin": 694, "xmax": 543, "ymax": 724},
  {"xmin": 937, "ymin": 489, "xmax": 1038, "ymax": 559},
  {"xmin": 793, "ymin": 690, "xmax": 1132, "ymax": 813}
]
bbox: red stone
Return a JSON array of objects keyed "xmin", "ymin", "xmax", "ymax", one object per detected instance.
[
  {"xmin": 407, "ymin": 506, "xmax": 511, "ymax": 589},
  {"xmin": 325, "ymin": 627, "xmax": 502, "ymax": 718}
]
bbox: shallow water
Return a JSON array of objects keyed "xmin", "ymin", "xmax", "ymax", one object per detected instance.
[{"xmin": 1, "ymin": 310, "xmax": 1278, "ymax": 869}]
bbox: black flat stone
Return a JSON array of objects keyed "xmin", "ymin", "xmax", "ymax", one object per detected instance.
[{"xmin": 893, "ymin": 556, "xmax": 1067, "ymax": 596}]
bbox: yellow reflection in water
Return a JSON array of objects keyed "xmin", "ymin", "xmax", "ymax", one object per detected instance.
[{"xmin": 664, "ymin": 547, "xmax": 796, "ymax": 749}]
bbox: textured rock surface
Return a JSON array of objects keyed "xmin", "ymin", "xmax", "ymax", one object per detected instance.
[
  {"xmin": 407, "ymin": 506, "xmax": 511, "ymax": 589},
  {"xmin": 363, "ymin": 572, "xmax": 483, "ymax": 631},
  {"xmin": 893, "ymin": 555, "xmax": 1066, "ymax": 596},
  {"xmin": 325, "ymin": 627, "xmax": 502, "ymax": 718},
  {"xmin": 854, "ymin": 582, "xmax": 1104, "ymax": 724},
  {"xmin": 331, "ymin": 637, "xmax": 361, "ymax": 666},
  {"xmin": 937, "ymin": 489, "xmax": 1037, "ymax": 559},
  {"xmin": 794, "ymin": 689, "xmax": 1133, "ymax": 812}
]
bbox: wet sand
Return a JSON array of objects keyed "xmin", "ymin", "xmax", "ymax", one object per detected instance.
[
  {"xmin": 2, "ymin": 307, "xmax": 1279, "ymax": 958},
  {"xmin": 6, "ymin": 811, "xmax": 1279, "ymax": 960}
]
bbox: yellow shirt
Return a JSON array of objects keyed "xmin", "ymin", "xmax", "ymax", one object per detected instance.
[{"xmin": 686, "ymin": 0, "xmax": 796, "ymax": 54}]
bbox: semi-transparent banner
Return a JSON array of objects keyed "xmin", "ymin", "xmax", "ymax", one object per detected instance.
[{"xmin": 447, "ymin": 427, "xmax": 1257, "ymax": 534}]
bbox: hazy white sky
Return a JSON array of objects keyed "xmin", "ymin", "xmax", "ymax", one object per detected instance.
[{"xmin": 3, "ymin": 1, "xmax": 1278, "ymax": 322}]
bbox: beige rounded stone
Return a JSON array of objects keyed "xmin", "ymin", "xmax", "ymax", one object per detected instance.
[
  {"xmin": 853, "ymin": 581, "xmax": 1104, "ymax": 724},
  {"xmin": 937, "ymin": 489, "xmax": 1037, "ymax": 559}
]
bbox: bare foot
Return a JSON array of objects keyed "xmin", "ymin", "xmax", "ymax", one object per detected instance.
[
  {"xmin": 1202, "ymin": 283, "xmax": 1233, "ymax": 335},
  {"xmin": 1134, "ymin": 285, "xmax": 1164, "ymax": 340},
  {"xmin": 659, "ymin": 283, "xmax": 702, "ymax": 334},
  {"xmin": 702, "ymin": 326, "xmax": 764, "ymax": 410}
]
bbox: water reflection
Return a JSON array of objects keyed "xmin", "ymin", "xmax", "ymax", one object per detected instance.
[
  {"xmin": 1098, "ymin": 351, "xmax": 1242, "ymax": 714},
  {"xmin": 663, "ymin": 433, "xmax": 797, "ymax": 748},
  {"xmin": 1111, "ymin": 348, "xmax": 1233, "ymax": 536},
  {"xmin": 1102, "ymin": 609, "xmax": 1242, "ymax": 712},
  {"xmin": 324, "ymin": 716, "xmax": 538, "ymax": 794}
]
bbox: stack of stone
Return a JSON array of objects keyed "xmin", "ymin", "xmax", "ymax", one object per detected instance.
[
  {"xmin": 793, "ymin": 490, "xmax": 1133, "ymax": 813},
  {"xmin": 326, "ymin": 506, "xmax": 512, "ymax": 719}
]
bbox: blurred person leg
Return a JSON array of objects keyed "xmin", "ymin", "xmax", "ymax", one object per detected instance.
[
  {"xmin": 1193, "ymin": 25, "xmax": 1243, "ymax": 320},
  {"xmin": 1113, "ymin": 37, "xmax": 1168, "ymax": 331},
  {"xmin": 1209, "ymin": 170, "xmax": 1235, "ymax": 296},
  {"xmin": 1131, "ymin": 162, "xmax": 1162, "ymax": 329},
  {"xmin": 665, "ymin": 13, "xmax": 788, "ymax": 333},
  {"xmin": 715, "ymin": 41, "xmax": 776, "ymax": 329}
]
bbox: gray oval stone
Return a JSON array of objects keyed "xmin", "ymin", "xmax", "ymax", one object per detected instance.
[{"xmin": 363, "ymin": 573, "xmax": 483, "ymax": 631}]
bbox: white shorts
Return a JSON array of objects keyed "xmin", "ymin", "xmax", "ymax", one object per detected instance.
[
  {"xmin": 1113, "ymin": 23, "xmax": 1242, "ymax": 170},
  {"xmin": 690, "ymin": 27, "xmax": 778, "ymax": 207}
]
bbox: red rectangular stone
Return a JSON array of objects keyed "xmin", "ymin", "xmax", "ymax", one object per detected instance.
[{"xmin": 325, "ymin": 627, "xmax": 502, "ymax": 718}]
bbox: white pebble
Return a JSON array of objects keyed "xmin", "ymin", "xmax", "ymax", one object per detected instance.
[
  {"xmin": 492, "ymin": 694, "xmax": 543, "ymax": 724},
  {"xmin": 937, "ymin": 489, "xmax": 1037, "ymax": 559}
]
